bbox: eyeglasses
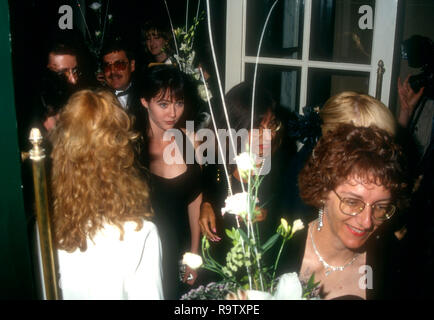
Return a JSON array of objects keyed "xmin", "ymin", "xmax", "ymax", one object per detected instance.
[
  {"xmin": 268, "ymin": 118, "xmax": 282, "ymax": 132},
  {"xmin": 102, "ymin": 60, "xmax": 129, "ymax": 73},
  {"xmin": 259, "ymin": 117, "xmax": 282, "ymax": 137},
  {"xmin": 55, "ymin": 67, "xmax": 80, "ymax": 78},
  {"xmin": 332, "ymin": 190, "xmax": 396, "ymax": 221}
]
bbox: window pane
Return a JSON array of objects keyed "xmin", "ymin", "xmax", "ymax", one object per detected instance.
[
  {"xmin": 307, "ymin": 68, "xmax": 370, "ymax": 107},
  {"xmin": 310, "ymin": 0, "xmax": 375, "ymax": 64},
  {"xmin": 245, "ymin": 63, "xmax": 301, "ymax": 112},
  {"xmin": 246, "ymin": 0, "xmax": 304, "ymax": 59}
]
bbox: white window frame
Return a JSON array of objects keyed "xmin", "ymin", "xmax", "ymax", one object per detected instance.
[{"xmin": 225, "ymin": 0, "xmax": 399, "ymax": 112}]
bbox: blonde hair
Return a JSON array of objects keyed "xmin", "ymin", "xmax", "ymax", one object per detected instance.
[
  {"xmin": 320, "ymin": 91, "xmax": 396, "ymax": 136},
  {"xmin": 50, "ymin": 89, "xmax": 153, "ymax": 252}
]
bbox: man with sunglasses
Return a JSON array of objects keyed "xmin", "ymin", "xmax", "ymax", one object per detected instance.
[{"xmin": 100, "ymin": 39, "xmax": 138, "ymax": 113}]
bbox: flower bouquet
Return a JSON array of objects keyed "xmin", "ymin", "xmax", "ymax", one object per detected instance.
[
  {"xmin": 178, "ymin": 0, "xmax": 320, "ymax": 300},
  {"xmin": 163, "ymin": 0, "xmax": 211, "ymax": 102},
  {"xmin": 181, "ymin": 151, "xmax": 320, "ymax": 300}
]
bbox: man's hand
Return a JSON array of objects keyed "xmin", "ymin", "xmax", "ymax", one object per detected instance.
[
  {"xmin": 199, "ymin": 202, "xmax": 221, "ymax": 242},
  {"xmin": 398, "ymin": 76, "xmax": 424, "ymax": 127}
]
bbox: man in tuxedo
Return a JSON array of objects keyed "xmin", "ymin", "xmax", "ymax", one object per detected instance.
[{"xmin": 101, "ymin": 39, "xmax": 139, "ymax": 113}]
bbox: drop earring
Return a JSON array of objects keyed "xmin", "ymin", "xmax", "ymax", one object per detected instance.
[{"xmin": 317, "ymin": 204, "xmax": 324, "ymax": 231}]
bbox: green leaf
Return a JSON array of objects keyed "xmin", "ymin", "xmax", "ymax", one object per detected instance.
[
  {"xmin": 305, "ymin": 273, "xmax": 320, "ymax": 294},
  {"xmin": 225, "ymin": 228, "xmax": 234, "ymax": 239},
  {"xmin": 261, "ymin": 233, "xmax": 280, "ymax": 253},
  {"xmin": 238, "ymin": 228, "xmax": 250, "ymax": 245}
]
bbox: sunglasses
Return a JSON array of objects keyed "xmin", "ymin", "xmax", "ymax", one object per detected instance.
[{"xmin": 102, "ymin": 60, "xmax": 129, "ymax": 73}]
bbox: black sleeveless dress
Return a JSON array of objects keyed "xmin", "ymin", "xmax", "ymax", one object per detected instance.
[{"xmin": 149, "ymin": 130, "xmax": 202, "ymax": 300}]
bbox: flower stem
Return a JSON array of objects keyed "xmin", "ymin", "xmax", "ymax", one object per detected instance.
[{"xmin": 271, "ymin": 238, "xmax": 287, "ymax": 291}]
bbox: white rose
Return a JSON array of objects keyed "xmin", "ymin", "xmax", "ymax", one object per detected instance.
[
  {"xmin": 198, "ymin": 84, "xmax": 208, "ymax": 101},
  {"xmin": 221, "ymin": 192, "xmax": 258, "ymax": 217},
  {"xmin": 291, "ymin": 219, "xmax": 305, "ymax": 235},
  {"xmin": 182, "ymin": 252, "xmax": 203, "ymax": 269},
  {"xmin": 89, "ymin": 2, "xmax": 102, "ymax": 10},
  {"xmin": 273, "ymin": 272, "xmax": 303, "ymax": 300},
  {"xmin": 234, "ymin": 152, "xmax": 256, "ymax": 174},
  {"xmin": 246, "ymin": 290, "xmax": 273, "ymax": 300}
]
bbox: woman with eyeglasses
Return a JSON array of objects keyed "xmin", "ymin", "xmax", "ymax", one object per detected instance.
[
  {"xmin": 283, "ymin": 91, "xmax": 399, "ymax": 226},
  {"xmin": 279, "ymin": 124, "xmax": 409, "ymax": 300},
  {"xmin": 197, "ymin": 82, "xmax": 295, "ymax": 283}
]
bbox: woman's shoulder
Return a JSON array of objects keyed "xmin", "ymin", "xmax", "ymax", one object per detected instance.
[
  {"xmin": 81, "ymin": 219, "xmax": 160, "ymax": 247},
  {"xmin": 123, "ymin": 219, "xmax": 160, "ymax": 240}
]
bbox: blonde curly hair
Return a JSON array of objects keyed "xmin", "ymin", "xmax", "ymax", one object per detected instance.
[{"xmin": 50, "ymin": 89, "xmax": 153, "ymax": 252}]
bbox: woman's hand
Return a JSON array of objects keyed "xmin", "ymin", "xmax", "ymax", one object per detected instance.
[
  {"xmin": 182, "ymin": 265, "xmax": 198, "ymax": 286},
  {"xmin": 236, "ymin": 206, "xmax": 267, "ymax": 224},
  {"xmin": 398, "ymin": 76, "xmax": 424, "ymax": 127},
  {"xmin": 199, "ymin": 202, "xmax": 221, "ymax": 242},
  {"xmin": 254, "ymin": 207, "xmax": 267, "ymax": 223}
]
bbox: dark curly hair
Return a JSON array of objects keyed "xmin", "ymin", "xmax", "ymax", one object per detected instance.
[{"xmin": 298, "ymin": 124, "xmax": 409, "ymax": 211}]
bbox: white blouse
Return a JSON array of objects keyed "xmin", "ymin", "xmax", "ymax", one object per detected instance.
[{"xmin": 57, "ymin": 220, "xmax": 164, "ymax": 300}]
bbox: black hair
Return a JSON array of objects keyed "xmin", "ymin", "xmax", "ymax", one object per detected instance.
[
  {"xmin": 135, "ymin": 64, "xmax": 197, "ymax": 133},
  {"xmin": 45, "ymin": 30, "xmax": 98, "ymax": 88},
  {"xmin": 100, "ymin": 37, "xmax": 135, "ymax": 62},
  {"xmin": 47, "ymin": 43, "xmax": 79, "ymax": 62},
  {"xmin": 217, "ymin": 82, "xmax": 275, "ymax": 131},
  {"xmin": 45, "ymin": 30, "xmax": 83, "ymax": 63},
  {"xmin": 209, "ymin": 82, "xmax": 277, "ymax": 168},
  {"xmin": 133, "ymin": 65, "xmax": 197, "ymax": 168},
  {"xmin": 139, "ymin": 64, "xmax": 189, "ymax": 101}
]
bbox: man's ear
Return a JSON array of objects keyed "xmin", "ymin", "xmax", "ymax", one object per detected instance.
[
  {"xmin": 140, "ymin": 98, "xmax": 148, "ymax": 109},
  {"xmin": 130, "ymin": 59, "xmax": 136, "ymax": 72}
]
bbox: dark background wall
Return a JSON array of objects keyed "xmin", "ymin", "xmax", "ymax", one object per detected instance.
[{"xmin": 9, "ymin": 0, "xmax": 226, "ymax": 148}]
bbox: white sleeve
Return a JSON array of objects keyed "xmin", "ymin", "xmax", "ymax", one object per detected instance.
[{"xmin": 125, "ymin": 222, "xmax": 164, "ymax": 300}]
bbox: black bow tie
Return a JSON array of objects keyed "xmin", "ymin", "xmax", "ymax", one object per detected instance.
[{"xmin": 116, "ymin": 89, "xmax": 130, "ymax": 97}]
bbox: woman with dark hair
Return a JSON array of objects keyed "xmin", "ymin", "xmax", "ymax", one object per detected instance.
[
  {"xmin": 198, "ymin": 82, "xmax": 292, "ymax": 266},
  {"xmin": 279, "ymin": 124, "xmax": 409, "ymax": 299},
  {"xmin": 135, "ymin": 64, "xmax": 202, "ymax": 299}
]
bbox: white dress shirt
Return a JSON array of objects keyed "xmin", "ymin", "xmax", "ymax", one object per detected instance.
[
  {"xmin": 115, "ymin": 82, "xmax": 132, "ymax": 110},
  {"xmin": 57, "ymin": 220, "xmax": 164, "ymax": 300}
]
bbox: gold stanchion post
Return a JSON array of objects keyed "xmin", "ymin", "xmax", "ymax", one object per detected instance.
[
  {"xmin": 29, "ymin": 128, "xmax": 59, "ymax": 300},
  {"xmin": 375, "ymin": 60, "xmax": 385, "ymax": 100}
]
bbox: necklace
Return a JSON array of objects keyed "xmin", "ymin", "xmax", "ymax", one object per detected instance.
[{"xmin": 310, "ymin": 221, "xmax": 359, "ymax": 276}]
